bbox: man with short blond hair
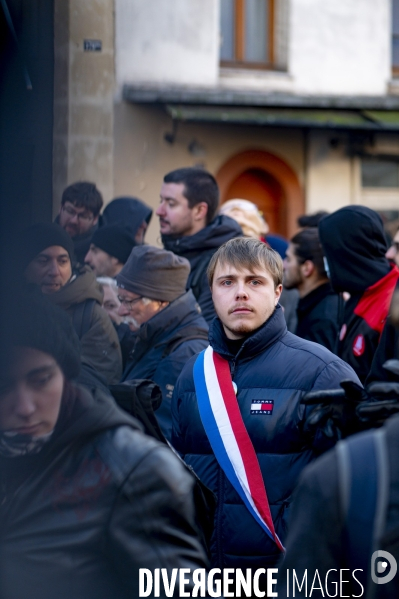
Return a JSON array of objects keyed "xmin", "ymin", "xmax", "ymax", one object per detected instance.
[{"xmin": 172, "ymin": 237, "xmax": 359, "ymax": 573}]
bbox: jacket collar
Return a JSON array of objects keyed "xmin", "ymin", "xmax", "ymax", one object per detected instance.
[
  {"xmin": 162, "ymin": 215, "xmax": 242, "ymax": 257},
  {"xmin": 129, "ymin": 291, "xmax": 206, "ymax": 360},
  {"xmin": 209, "ymin": 304, "xmax": 287, "ymax": 361},
  {"xmin": 297, "ymin": 281, "xmax": 334, "ymax": 316}
]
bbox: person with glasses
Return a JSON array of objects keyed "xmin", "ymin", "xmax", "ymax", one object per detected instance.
[
  {"xmin": 116, "ymin": 245, "xmax": 208, "ymax": 440},
  {"xmin": 56, "ymin": 181, "xmax": 103, "ymax": 264}
]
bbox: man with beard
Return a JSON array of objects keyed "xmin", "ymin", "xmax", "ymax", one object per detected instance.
[
  {"xmin": 22, "ymin": 223, "xmax": 122, "ymax": 386},
  {"xmin": 171, "ymin": 237, "xmax": 359, "ymax": 572},
  {"xmin": 56, "ymin": 181, "xmax": 103, "ymax": 264},
  {"xmin": 157, "ymin": 168, "xmax": 242, "ymax": 323},
  {"xmin": 283, "ymin": 228, "xmax": 342, "ymax": 352}
]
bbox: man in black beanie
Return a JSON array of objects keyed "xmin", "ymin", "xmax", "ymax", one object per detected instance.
[
  {"xmin": 84, "ymin": 224, "xmax": 136, "ymax": 278},
  {"xmin": 22, "ymin": 222, "xmax": 122, "ymax": 386},
  {"xmin": 116, "ymin": 245, "xmax": 208, "ymax": 439},
  {"xmin": 0, "ymin": 290, "xmax": 208, "ymax": 599}
]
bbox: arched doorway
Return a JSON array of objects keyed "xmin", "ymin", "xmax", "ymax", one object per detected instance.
[{"xmin": 216, "ymin": 149, "xmax": 304, "ymax": 238}]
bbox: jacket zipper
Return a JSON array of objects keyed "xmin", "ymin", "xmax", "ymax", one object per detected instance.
[{"xmin": 230, "ymin": 359, "xmax": 236, "ymax": 380}]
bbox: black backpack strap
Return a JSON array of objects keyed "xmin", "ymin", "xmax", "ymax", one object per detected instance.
[
  {"xmin": 159, "ymin": 326, "xmax": 209, "ymax": 359},
  {"xmin": 337, "ymin": 428, "xmax": 389, "ymax": 597},
  {"xmin": 72, "ymin": 299, "xmax": 96, "ymax": 339}
]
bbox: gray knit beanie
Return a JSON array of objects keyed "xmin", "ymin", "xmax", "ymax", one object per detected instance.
[{"xmin": 116, "ymin": 245, "xmax": 190, "ymax": 302}]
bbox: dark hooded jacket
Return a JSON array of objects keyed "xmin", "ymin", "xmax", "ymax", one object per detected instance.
[
  {"xmin": 162, "ymin": 215, "xmax": 242, "ymax": 323},
  {"xmin": 295, "ymin": 282, "xmax": 343, "ymax": 353},
  {"xmin": 102, "ymin": 196, "xmax": 153, "ymax": 240},
  {"xmin": 0, "ymin": 384, "xmax": 208, "ymax": 599},
  {"xmin": 49, "ymin": 265, "xmax": 122, "ymax": 385},
  {"xmin": 171, "ymin": 305, "xmax": 360, "ymax": 569},
  {"xmin": 319, "ymin": 206, "xmax": 399, "ymax": 383},
  {"xmin": 121, "ymin": 291, "xmax": 208, "ymax": 440}
]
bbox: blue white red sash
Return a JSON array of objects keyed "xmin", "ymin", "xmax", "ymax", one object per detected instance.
[{"xmin": 193, "ymin": 346, "xmax": 285, "ymax": 552}]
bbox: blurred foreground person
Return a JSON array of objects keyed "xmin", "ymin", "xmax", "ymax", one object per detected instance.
[
  {"xmin": 319, "ymin": 206, "xmax": 399, "ymax": 383},
  {"xmin": 56, "ymin": 181, "xmax": 103, "ymax": 263},
  {"xmin": 278, "ymin": 412, "xmax": 399, "ymax": 598},
  {"xmin": 116, "ymin": 245, "xmax": 208, "ymax": 439},
  {"xmin": 158, "ymin": 168, "xmax": 242, "ymax": 323},
  {"xmin": 22, "ymin": 223, "xmax": 122, "ymax": 385},
  {"xmin": 172, "ymin": 238, "xmax": 359, "ymax": 570},
  {"xmin": 0, "ymin": 293, "xmax": 208, "ymax": 599},
  {"xmin": 284, "ymin": 228, "xmax": 342, "ymax": 352}
]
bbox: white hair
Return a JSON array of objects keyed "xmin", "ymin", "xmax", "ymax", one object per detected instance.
[{"xmin": 96, "ymin": 276, "xmax": 117, "ymax": 289}]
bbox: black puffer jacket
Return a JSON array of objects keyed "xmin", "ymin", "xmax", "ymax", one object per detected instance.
[
  {"xmin": 319, "ymin": 206, "xmax": 398, "ymax": 383},
  {"xmin": 295, "ymin": 282, "xmax": 343, "ymax": 353},
  {"xmin": 0, "ymin": 384, "xmax": 208, "ymax": 599},
  {"xmin": 121, "ymin": 291, "xmax": 208, "ymax": 440},
  {"xmin": 171, "ymin": 306, "xmax": 360, "ymax": 569},
  {"xmin": 162, "ymin": 215, "xmax": 242, "ymax": 323}
]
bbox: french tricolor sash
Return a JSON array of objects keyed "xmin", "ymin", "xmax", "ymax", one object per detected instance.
[{"xmin": 193, "ymin": 346, "xmax": 285, "ymax": 552}]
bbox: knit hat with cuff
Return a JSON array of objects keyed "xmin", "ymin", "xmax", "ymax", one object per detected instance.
[{"xmin": 116, "ymin": 245, "xmax": 190, "ymax": 302}]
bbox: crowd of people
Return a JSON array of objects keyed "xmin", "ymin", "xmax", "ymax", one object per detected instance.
[{"xmin": 2, "ymin": 166, "xmax": 399, "ymax": 597}]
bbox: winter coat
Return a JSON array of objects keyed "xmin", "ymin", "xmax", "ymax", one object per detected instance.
[
  {"xmin": 171, "ymin": 305, "xmax": 360, "ymax": 569},
  {"xmin": 295, "ymin": 282, "xmax": 343, "ymax": 353},
  {"xmin": 278, "ymin": 413, "xmax": 399, "ymax": 598},
  {"xmin": 49, "ymin": 265, "xmax": 122, "ymax": 384},
  {"xmin": 319, "ymin": 206, "xmax": 399, "ymax": 383},
  {"xmin": 0, "ymin": 384, "xmax": 208, "ymax": 599},
  {"xmin": 121, "ymin": 291, "xmax": 208, "ymax": 440},
  {"xmin": 162, "ymin": 215, "xmax": 242, "ymax": 323}
]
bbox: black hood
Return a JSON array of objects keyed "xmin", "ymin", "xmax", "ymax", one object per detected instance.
[
  {"xmin": 162, "ymin": 215, "xmax": 242, "ymax": 257},
  {"xmin": 318, "ymin": 205, "xmax": 390, "ymax": 293},
  {"xmin": 102, "ymin": 197, "xmax": 153, "ymax": 238}
]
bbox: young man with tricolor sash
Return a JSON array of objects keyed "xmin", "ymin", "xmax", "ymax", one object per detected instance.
[{"xmin": 171, "ymin": 237, "xmax": 360, "ymax": 572}]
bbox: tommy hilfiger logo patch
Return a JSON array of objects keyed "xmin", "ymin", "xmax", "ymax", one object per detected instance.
[{"xmin": 251, "ymin": 400, "xmax": 274, "ymax": 415}]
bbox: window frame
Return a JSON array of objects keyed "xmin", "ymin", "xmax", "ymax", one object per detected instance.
[{"xmin": 220, "ymin": 0, "xmax": 275, "ymax": 70}]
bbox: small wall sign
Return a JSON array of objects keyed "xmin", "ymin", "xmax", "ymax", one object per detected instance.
[{"xmin": 83, "ymin": 40, "xmax": 102, "ymax": 52}]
